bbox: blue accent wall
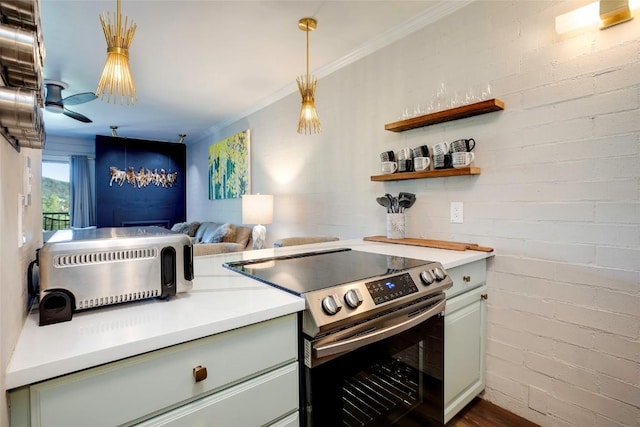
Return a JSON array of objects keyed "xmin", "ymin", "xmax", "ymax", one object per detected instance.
[{"xmin": 95, "ymin": 135, "xmax": 186, "ymax": 228}]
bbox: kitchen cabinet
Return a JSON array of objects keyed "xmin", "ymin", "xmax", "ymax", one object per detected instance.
[
  {"xmin": 444, "ymin": 259, "xmax": 488, "ymax": 423},
  {"xmin": 8, "ymin": 314, "xmax": 299, "ymax": 427}
]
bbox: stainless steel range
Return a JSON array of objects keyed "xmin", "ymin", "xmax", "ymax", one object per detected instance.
[{"xmin": 225, "ymin": 247, "xmax": 453, "ymax": 426}]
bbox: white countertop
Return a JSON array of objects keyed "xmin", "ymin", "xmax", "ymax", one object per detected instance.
[{"xmin": 6, "ymin": 238, "xmax": 492, "ymax": 389}]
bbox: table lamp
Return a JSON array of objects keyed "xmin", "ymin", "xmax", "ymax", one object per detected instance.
[{"xmin": 242, "ymin": 194, "xmax": 274, "ymax": 249}]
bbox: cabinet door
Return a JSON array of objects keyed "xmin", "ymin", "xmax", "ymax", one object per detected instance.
[{"xmin": 444, "ymin": 285, "xmax": 487, "ymax": 423}]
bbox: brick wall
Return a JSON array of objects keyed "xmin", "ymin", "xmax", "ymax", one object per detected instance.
[{"xmin": 188, "ymin": 2, "xmax": 639, "ymax": 425}]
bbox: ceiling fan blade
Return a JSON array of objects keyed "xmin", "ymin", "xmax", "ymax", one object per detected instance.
[
  {"xmin": 63, "ymin": 92, "xmax": 97, "ymax": 106},
  {"xmin": 63, "ymin": 108, "xmax": 92, "ymax": 123}
]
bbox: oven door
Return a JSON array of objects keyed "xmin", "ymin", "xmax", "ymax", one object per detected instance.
[{"xmin": 301, "ymin": 295, "xmax": 445, "ymax": 427}]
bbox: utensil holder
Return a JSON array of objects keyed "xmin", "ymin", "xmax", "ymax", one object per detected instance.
[{"xmin": 386, "ymin": 213, "xmax": 405, "ymax": 239}]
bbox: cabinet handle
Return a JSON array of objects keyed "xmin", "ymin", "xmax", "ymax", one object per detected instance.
[
  {"xmin": 463, "ymin": 275, "xmax": 471, "ymax": 282},
  {"xmin": 481, "ymin": 293, "xmax": 488, "ymax": 300},
  {"xmin": 193, "ymin": 365, "xmax": 208, "ymax": 383}
]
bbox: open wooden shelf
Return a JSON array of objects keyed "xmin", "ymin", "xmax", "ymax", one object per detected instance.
[
  {"xmin": 385, "ymin": 98, "xmax": 504, "ymax": 132},
  {"xmin": 370, "ymin": 167, "xmax": 480, "ymax": 181}
]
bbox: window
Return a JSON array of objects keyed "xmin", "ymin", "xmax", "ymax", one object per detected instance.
[{"xmin": 42, "ymin": 159, "xmax": 70, "ymax": 231}]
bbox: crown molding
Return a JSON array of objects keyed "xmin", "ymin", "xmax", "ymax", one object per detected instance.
[{"xmin": 194, "ymin": 0, "xmax": 475, "ymax": 144}]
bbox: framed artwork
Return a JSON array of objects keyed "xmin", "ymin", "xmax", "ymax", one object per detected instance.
[{"xmin": 208, "ymin": 130, "xmax": 250, "ymax": 200}]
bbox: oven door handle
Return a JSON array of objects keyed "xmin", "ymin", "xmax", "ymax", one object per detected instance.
[{"xmin": 314, "ymin": 298, "xmax": 446, "ymax": 359}]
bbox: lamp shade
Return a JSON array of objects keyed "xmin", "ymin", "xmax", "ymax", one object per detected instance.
[{"xmin": 242, "ymin": 194, "xmax": 273, "ymax": 225}]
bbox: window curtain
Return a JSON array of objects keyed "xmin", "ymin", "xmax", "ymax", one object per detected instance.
[{"xmin": 70, "ymin": 155, "xmax": 95, "ymax": 228}]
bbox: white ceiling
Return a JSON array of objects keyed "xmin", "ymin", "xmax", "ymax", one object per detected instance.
[{"xmin": 40, "ymin": 0, "xmax": 468, "ymax": 143}]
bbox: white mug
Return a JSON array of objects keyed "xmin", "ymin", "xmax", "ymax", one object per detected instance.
[
  {"xmin": 432, "ymin": 141, "xmax": 450, "ymax": 156},
  {"xmin": 381, "ymin": 161, "xmax": 398, "ymax": 174},
  {"xmin": 452, "ymin": 151, "xmax": 475, "ymax": 168},
  {"xmin": 413, "ymin": 156, "xmax": 431, "ymax": 171}
]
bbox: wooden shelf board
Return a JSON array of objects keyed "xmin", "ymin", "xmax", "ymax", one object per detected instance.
[
  {"xmin": 363, "ymin": 236, "xmax": 494, "ymax": 252},
  {"xmin": 371, "ymin": 167, "xmax": 480, "ymax": 182},
  {"xmin": 385, "ymin": 99, "xmax": 504, "ymax": 132}
]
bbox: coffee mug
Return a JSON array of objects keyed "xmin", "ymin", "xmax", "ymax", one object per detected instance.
[
  {"xmin": 452, "ymin": 151, "xmax": 475, "ymax": 168},
  {"xmin": 432, "ymin": 141, "xmax": 450, "ymax": 156},
  {"xmin": 412, "ymin": 145, "xmax": 429, "ymax": 158},
  {"xmin": 433, "ymin": 154, "xmax": 452, "ymax": 169},
  {"xmin": 451, "ymin": 138, "xmax": 476, "ymax": 153},
  {"xmin": 397, "ymin": 147, "xmax": 412, "ymax": 161},
  {"xmin": 413, "ymin": 156, "xmax": 431, "ymax": 171},
  {"xmin": 398, "ymin": 158, "xmax": 413, "ymax": 172},
  {"xmin": 381, "ymin": 161, "xmax": 398, "ymax": 174},
  {"xmin": 380, "ymin": 150, "xmax": 395, "ymax": 162}
]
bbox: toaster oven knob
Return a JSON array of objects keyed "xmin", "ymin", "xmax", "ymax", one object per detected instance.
[
  {"xmin": 433, "ymin": 267, "xmax": 447, "ymax": 281},
  {"xmin": 344, "ymin": 289, "xmax": 363, "ymax": 309},
  {"xmin": 420, "ymin": 270, "xmax": 435, "ymax": 285},
  {"xmin": 322, "ymin": 294, "xmax": 342, "ymax": 315}
]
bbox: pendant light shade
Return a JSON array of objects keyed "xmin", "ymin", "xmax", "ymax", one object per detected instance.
[
  {"xmin": 96, "ymin": 0, "xmax": 137, "ymax": 105},
  {"xmin": 297, "ymin": 17, "xmax": 321, "ymax": 134}
]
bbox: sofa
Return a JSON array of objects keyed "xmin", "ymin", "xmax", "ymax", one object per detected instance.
[
  {"xmin": 273, "ymin": 236, "xmax": 339, "ymax": 247},
  {"xmin": 171, "ymin": 221, "xmax": 253, "ymax": 256}
]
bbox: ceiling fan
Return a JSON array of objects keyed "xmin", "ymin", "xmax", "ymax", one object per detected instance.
[{"xmin": 44, "ymin": 80, "xmax": 97, "ymax": 123}]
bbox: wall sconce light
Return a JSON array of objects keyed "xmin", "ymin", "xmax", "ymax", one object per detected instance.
[
  {"xmin": 242, "ymin": 194, "xmax": 274, "ymax": 249},
  {"xmin": 110, "ymin": 125, "xmax": 118, "ymax": 136},
  {"xmin": 556, "ymin": 0, "xmax": 637, "ymax": 34}
]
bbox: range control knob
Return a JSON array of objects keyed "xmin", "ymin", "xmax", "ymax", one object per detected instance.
[
  {"xmin": 420, "ymin": 270, "xmax": 435, "ymax": 285},
  {"xmin": 433, "ymin": 267, "xmax": 447, "ymax": 281},
  {"xmin": 344, "ymin": 289, "xmax": 363, "ymax": 309},
  {"xmin": 321, "ymin": 294, "xmax": 342, "ymax": 315}
]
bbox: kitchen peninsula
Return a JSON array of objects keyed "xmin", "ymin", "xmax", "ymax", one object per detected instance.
[{"xmin": 7, "ymin": 239, "xmax": 493, "ymax": 426}]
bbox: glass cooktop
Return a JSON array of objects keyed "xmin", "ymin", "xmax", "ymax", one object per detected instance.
[{"xmin": 223, "ymin": 248, "xmax": 430, "ymax": 296}]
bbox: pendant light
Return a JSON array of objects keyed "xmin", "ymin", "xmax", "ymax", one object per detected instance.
[
  {"xmin": 297, "ymin": 17, "xmax": 321, "ymax": 134},
  {"xmin": 96, "ymin": 0, "xmax": 137, "ymax": 105}
]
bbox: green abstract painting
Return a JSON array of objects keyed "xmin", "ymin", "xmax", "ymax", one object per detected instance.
[{"xmin": 208, "ymin": 130, "xmax": 250, "ymax": 200}]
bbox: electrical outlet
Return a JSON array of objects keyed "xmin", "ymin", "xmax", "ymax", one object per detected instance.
[{"xmin": 450, "ymin": 202, "xmax": 463, "ymax": 223}]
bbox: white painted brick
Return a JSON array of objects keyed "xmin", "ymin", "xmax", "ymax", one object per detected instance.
[
  {"xmin": 595, "ymin": 202, "xmax": 640, "ymax": 224},
  {"xmin": 555, "ymin": 341, "xmax": 640, "ymax": 382},
  {"xmin": 553, "ymin": 41, "xmax": 640, "ymax": 81},
  {"xmin": 528, "ymin": 385, "xmax": 549, "ymax": 414},
  {"xmin": 595, "ymin": 289, "xmax": 640, "ymax": 316},
  {"xmin": 547, "ymin": 397, "xmax": 597, "ymax": 427},
  {"xmin": 552, "ymin": 135, "xmax": 639, "ymax": 161},
  {"xmin": 594, "ymin": 109, "xmax": 640, "ymax": 137},
  {"xmin": 552, "ymin": 381, "xmax": 638, "ymax": 426},
  {"xmin": 519, "ymin": 117, "xmax": 594, "ymax": 146},
  {"xmin": 490, "ymin": 289, "xmax": 556, "ymax": 317},
  {"xmin": 599, "ymin": 375, "xmax": 640, "ymax": 408},
  {"xmin": 593, "ymin": 333, "xmax": 640, "ymax": 362},
  {"xmin": 483, "ymin": 387, "xmax": 551, "ymax": 427},
  {"xmin": 524, "ymin": 351, "xmax": 598, "ymax": 392},
  {"xmin": 522, "ymin": 240, "xmax": 594, "ymax": 264},
  {"xmin": 489, "ymin": 322, "xmax": 556, "ymax": 357},
  {"xmin": 594, "ymin": 414, "xmax": 633, "ymax": 427},
  {"xmin": 596, "ymin": 62, "xmax": 640, "ymax": 94},
  {"xmin": 552, "ymin": 263, "xmax": 639, "ymax": 294},
  {"xmin": 485, "ymin": 373, "xmax": 528, "ymax": 402},
  {"xmin": 487, "ymin": 337, "xmax": 526, "ymax": 364},
  {"xmin": 596, "ymin": 246, "xmax": 640, "ymax": 271},
  {"xmin": 522, "ymin": 78, "xmax": 594, "ymax": 109},
  {"xmin": 555, "ymin": 302, "xmax": 639, "ymax": 338},
  {"xmin": 520, "ymin": 312, "xmax": 594, "ymax": 348}
]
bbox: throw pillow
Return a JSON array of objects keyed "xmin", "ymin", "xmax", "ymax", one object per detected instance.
[
  {"xmin": 209, "ymin": 223, "xmax": 237, "ymax": 243},
  {"xmin": 171, "ymin": 221, "xmax": 200, "ymax": 237}
]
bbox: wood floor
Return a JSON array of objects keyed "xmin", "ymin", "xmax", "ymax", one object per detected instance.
[{"xmin": 447, "ymin": 398, "xmax": 540, "ymax": 427}]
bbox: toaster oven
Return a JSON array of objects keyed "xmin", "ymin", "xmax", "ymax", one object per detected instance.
[{"xmin": 37, "ymin": 226, "xmax": 194, "ymax": 326}]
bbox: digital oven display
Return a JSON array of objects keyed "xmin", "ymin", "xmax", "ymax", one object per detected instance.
[{"xmin": 365, "ymin": 273, "xmax": 418, "ymax": 305}]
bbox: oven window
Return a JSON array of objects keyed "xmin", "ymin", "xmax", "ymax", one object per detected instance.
[{"xmin": 302, "ymin": 315, "xmax": 444, "ymax": 427}]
